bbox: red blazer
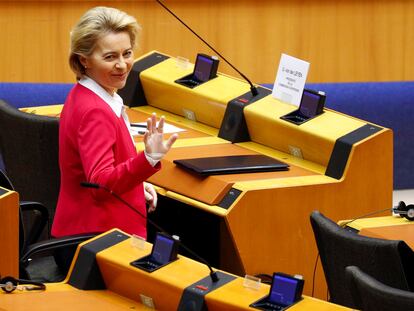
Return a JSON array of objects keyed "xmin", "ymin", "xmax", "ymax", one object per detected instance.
[{"xmin": 51, "ymin": 84, "xmax": 160, "ymax": 239}]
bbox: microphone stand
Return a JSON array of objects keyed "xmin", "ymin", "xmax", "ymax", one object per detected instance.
[
  {"xmin": 155, "ymin": 0, "xmax": 259, "ymax": 97},
  {"xmin": 80, "ymin": 182, "xmax": 219, "ymax": 282}
]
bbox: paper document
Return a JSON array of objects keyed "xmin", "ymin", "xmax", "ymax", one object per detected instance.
[
  {"xmin": 130, "ymin": 122, "xmax": 186, "ymax": 136},
  {"xmin": 272, "ymin": 53, "xmax": 310, "ymax": 107}
]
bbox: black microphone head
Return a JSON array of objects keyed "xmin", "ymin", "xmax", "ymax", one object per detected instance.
[
  {"xmin": 210, "ymin": 271, "xmax": 219, "ymax": 283},
  {"xmin": 250, "ymin": 86, "xmax": 259, "ymax": 97}
]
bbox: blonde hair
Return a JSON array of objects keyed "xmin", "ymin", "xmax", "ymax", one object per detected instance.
[{"xmin": 69, "ymin": 6, "xmax": 141, "ymax": 79}]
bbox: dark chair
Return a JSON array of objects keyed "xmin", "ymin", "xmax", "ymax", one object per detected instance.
[
  {"xmin": 0, "ymin": 100, "xmax": 96, "ymax": 282},
  {"xmin": 0, "ymin": 99, "xmax": 60, "ymax": 238},
  {"xmin": 345, "ymin": 266, "xmax": 414, "ymax": 311},
  {"xmin": 310, "ymin": 210, "xmax": 414, "ymax": 309},
  {"xmin": 0, "ymin": 169, "xmax": 48, "ymax": 256},
  {"xmin": 0, "ymin": 169, "xmax": 95, "ymax": 282}
]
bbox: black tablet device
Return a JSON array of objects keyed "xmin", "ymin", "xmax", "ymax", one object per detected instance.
[
  {"xmin": 175, "ymin": 53, "xmax": 219, "ymax": 88},
  {"xmin": 193, "ymin": 53, "xmax": 219, "ymax": 82},
  {"xmin": 280, "ymin": 89, "xmax": 326, "ymax": 125},
  {"xmin": 173, "ymin": 154, "xmax": 289, "ymax": 176},
  {"xmin": 130, "ymin": 232, "xmax": 179, "ymax": 272},
  {"xmin": 298, "ymin": 89, "xmax": 325, "ymax": 118},
  {"xmin": 250, "ymin": 272, "xmax": 304, "ymax": 310}
]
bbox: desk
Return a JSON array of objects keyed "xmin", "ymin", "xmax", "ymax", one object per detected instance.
[
  {"xmin": 344, "ymin": 216, "xmax": 414, "ymax": 249},
  {"xmin": 0, "ymin": 230, "xmax": 351, "ymax": 311},
  {"xmin": 0, "ymin": 186, "xmax": 19, "ymax": 278},
  {"xmin": 27, "ymin": 50, "xmax": 393, "ymax": 299}
]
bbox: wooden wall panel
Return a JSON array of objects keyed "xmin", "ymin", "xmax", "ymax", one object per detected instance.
[{"xmin": 0, "ymin": 0, "xmax": 413, "ymax": 83}]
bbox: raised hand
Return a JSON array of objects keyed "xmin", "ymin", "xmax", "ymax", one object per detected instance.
[{"xmin": 143, "ymin": 113, "xmax": 178, "ymax": 156}]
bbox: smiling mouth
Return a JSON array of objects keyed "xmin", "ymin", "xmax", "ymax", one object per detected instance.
[{"xmin": 113, "ymin": 73, "xmax": 127, "ymax": 79}]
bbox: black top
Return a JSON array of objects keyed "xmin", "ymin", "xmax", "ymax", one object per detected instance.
[{"xmin": 174, "ymin": 154, "xmax": 289, "ymax": 176}]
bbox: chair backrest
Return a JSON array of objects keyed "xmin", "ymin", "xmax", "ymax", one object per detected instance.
[
  {"xmin": 345, "ymin": 266, "xmax": 414, "ymax": 311},
  {"xmin": 310, "ymin": 210, "xmax": 414, "ymax": 309},
  {"xmin": 0, "ymin": 100, "xmax": 60, "ymax": 236}
]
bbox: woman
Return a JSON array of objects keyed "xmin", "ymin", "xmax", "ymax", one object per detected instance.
[{"xmin": 51, "ymin": 7, "xmax": 177, "ymax": 240}]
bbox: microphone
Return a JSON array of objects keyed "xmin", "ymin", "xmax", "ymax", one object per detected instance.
[
  {"xmin": 155, "ymin": 0, "xmax": 259, "ymax": 97},
  {"xmin": 80, "ymin": 181, "xmax": 219, "ymax": 282},
  {"xmin": 339, "ymin": 207, "xmax": 393, "ymax": 228}
]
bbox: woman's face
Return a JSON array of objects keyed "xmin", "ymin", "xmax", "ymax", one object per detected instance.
[{"xmin": 80, "ymin": 31, "xmax": 134, "ymax": 95}]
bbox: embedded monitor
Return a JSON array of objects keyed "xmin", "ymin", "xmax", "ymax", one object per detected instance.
[{"xmin": 193, "ymin": 53, "xmax": 219, "ymax": 82}]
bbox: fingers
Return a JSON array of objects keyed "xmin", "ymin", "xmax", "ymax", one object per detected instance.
[
  {"xmin": 146, "ymin": 114, "xmax": 165, "ymax": 134},
  {"xmin": 150, "ymin": 189, "xmax": 157, "ymax": 211},
  {"xmin": 146, "ymin": 113, "xmax": 157, "ymax": 134},
  {"xmin": 143, "ymin": 114, "xmax": 178, "ymax": 154},
  {"xmin": 143, "ymin": 130, "xmax": 149, "ymax": 144},
  {"xmin": 144, "ymin": 182, "xmax": 157, "ymax": 213},
  {"xmin": 157, "ymin": 116, "xmax": 165, "ymax": 133},
  {"xmin": 165, "ymin": 133, "xmax": 178, "ymax": 150},
  {"xmin": 144, "ymin": 189, "xmax": 153, "ymax": 202}
]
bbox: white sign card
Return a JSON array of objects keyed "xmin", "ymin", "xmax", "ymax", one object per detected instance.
[{"xmin": 272, "ymin": 53, "xmax": 310, "ymax": 107}]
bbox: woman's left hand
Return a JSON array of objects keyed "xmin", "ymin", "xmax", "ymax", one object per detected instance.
[
  {"xmin": 143, "ymin": 113, "xmax": 178, "ymax": 156},
  {"xmin": 144, "ymin": 182, "xmax": 158, "ymax": 212}
]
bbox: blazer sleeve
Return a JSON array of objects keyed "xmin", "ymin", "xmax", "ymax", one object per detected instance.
[{"xmin": 77, "ymin": 104, "xmax": 160, "ymax": 196}]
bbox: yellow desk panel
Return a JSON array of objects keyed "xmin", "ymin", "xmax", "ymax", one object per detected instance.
[
  {"xmin": 341, "ymin": 215, "xmax": 411, "ymax": 231},
  {"xmin": 0, "ymin": 230, "xmax": 351, "ymax": 311},
  {"xmin": 140, "ymin": 57, "xmax": 250, "ymax": 129},
  {"xmin": 244, "ymin": 95, "xmax": 377, "ymax": 167},
  {"xmin": 25, "ymin": 51, "xmax": 393, "ymax": 300}
]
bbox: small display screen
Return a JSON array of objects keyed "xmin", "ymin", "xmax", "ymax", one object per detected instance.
[
  {"xmin": 193, "ymin": 55, "xmax": 214, "ymax": 82},
  {"xmin": 268, "ymin": 274, "xmax": 301, "ymax": 306},
  {"xmin": 151, "ymin": 234, "xmax": 175, "ymax": 265},
  {"xmin": 299, "ymin": 90, "xmax": 321, "ymax": 118}
]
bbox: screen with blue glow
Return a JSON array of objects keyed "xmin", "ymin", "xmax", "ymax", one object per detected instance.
[
  {"xmin": 194, "ymin": 56, "xmax": 214, "ymax": 82},
  {"xmin": 268, "ymin": 274, "xmax": 299, "ymax": 306},
  {"xmin": 151, "ymin": 234, "xmax": 174, "ymax": 265},
  {"xmin": 299, "ymin": 90, "xmax": 320, "ymax": 117}
]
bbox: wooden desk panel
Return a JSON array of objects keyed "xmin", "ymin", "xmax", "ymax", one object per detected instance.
[
  {"xmin": 0, "ymin": 230, "xmax": 351, "ymax": 311},
  {"xmin": 126, "ymin": 102, "xmax": 392, "ymax": 299},
  {"xmin": 0, "ymin": 188, "xmax": 19, "ymax": 278},
  {"xmin": 359, "ymin": 223, "xmax": 414, "ymax": 250},
  {"xmin": 26, "ymin": 96, "xmax": 392, "ymax": 300},
  {"xmin": 148, "ymin": 143, "xmax": 316, "ymax": 205},
  {"xmin": 343, "ymin": 215, "xmax": 414, "ymax": 249},
  {"xmin": 0, "ymin": 284, "xmax": 147, "ymax": 311}
]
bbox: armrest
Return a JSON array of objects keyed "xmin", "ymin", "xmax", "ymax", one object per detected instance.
[
  {"xmin": 19, "ymin": 201, "xmax": 49, "ymax": 248},
  {"xmin": 20, "ymin": 233, "xmax": 98, "ymax": 264}
]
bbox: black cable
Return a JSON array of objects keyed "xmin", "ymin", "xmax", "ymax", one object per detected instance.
[
  {"xmin": 80, "ymin": 182, "xmax": 219, "ymax": 282},
  {"xmin": 154, "ymin": 0, "xmax": 258, "ymax": 96},
  {"xmin": 311, "ymin": 252, "xmax": 320, "ymax": 297}
]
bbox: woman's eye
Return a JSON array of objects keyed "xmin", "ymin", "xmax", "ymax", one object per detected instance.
[
  {"xmin": 105, "ymin": 55, "xmax": 115, "ymax": 60},
  {"xmin": 124, "ymin": 51, "xmax": 132, "ymax": 58}
]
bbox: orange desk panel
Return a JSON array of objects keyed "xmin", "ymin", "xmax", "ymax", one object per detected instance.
[
  {"xmin": 360, "ymin": 223, "xmax": 414, "ymax": 250},
  {"xmin": 0, "ymin": 187, "xmax": 19, "ymax": 278}
]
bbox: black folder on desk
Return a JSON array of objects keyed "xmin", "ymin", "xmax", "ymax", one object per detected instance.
[{"xmin": 173, "ymin": 154, "xmax": 289, "ymax": 176}]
